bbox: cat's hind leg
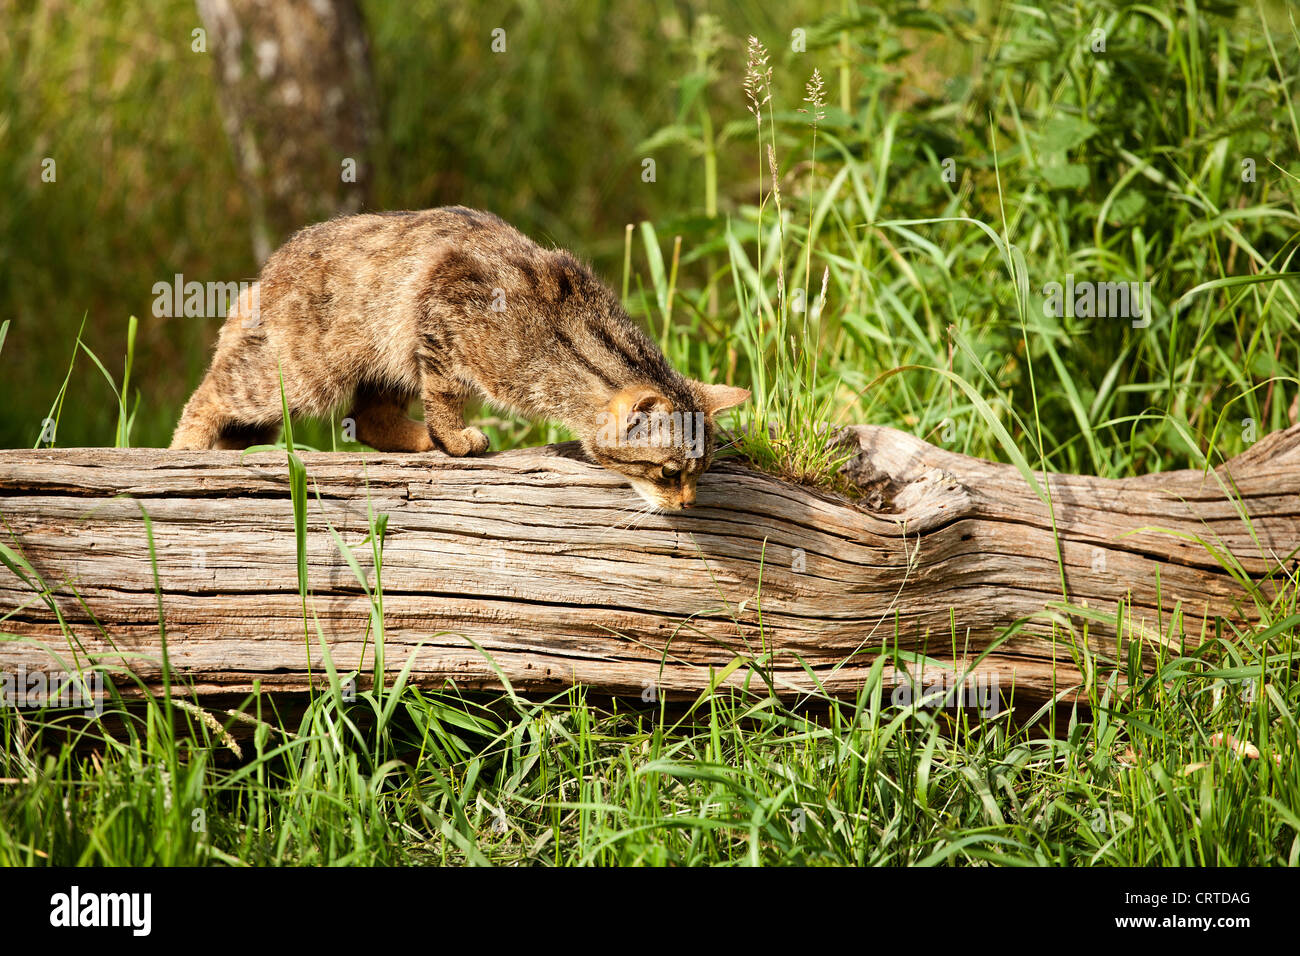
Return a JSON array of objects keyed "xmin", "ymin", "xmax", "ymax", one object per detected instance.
[
  {"xmin": 170, "ymin": 374, "xmax": 279, "ymax": 449},
  {"xmin": 171, "ymin": 284, "xmax": 287, "ymax": 450},
  {"xmin": 169, "ymin": 377, "xmax": 226, "ymax": 450},
  {"xmin": 349, "ymin": 386, "xmax": 434, "ymax": 452},
  {"xmin": 170, "ymin": 375, "xmax": 282, "ymax": 450}
]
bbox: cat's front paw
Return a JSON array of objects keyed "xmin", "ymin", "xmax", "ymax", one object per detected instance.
[{"xmin": 443, "ymin": 426, "xmax": 490, "ymax": 456}]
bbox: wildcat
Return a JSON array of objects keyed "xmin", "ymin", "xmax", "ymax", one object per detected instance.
[{"xmin": 170, "ymin": 206, "xmax": 749, "ymax": 511}]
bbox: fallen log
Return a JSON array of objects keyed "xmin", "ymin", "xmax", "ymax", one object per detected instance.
[{"xmin": 1, "ymin": 424, "xmax": 1297, "ymax": 707}]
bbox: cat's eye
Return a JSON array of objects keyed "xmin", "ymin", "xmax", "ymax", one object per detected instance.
[{"xmin": 660, "ymin": 463, "xmax": 681, "ymax": 480}]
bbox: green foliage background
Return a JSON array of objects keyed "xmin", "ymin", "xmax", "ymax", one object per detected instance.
[
  {"xmin": 0, "ymin": 0, "xmax": 774, "ymax": 446},
  {"xmin": 3, "ymin": 0, "xmax": 1298, "ymax": 468}
]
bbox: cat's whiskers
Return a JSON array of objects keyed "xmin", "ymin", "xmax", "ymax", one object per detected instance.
[
  {"xmin": 626, "ymin": 503, "xmax": 659, "ymax": 532},
  {"xmin": 601, "ymin": 498, "xmax": 659, "ymax": 537}
]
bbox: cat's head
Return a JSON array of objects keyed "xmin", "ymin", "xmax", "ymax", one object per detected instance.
[{"xmin": 584, "ymin": 380, "xmax": 750, "ymax": 511}]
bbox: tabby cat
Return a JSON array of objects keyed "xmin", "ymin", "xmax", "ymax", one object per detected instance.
[{"xmin": 171, "ymin": 207, "xmax": 748, "ymax": 510}]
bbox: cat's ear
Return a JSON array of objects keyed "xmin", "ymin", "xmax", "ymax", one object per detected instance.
[
  {"xmin": 695, "ymin": 382, "xmax": 751, "ymax": 416},
  {"xmin": 607, "ymin": 387, "xmax": 670, "ymax": 430}
]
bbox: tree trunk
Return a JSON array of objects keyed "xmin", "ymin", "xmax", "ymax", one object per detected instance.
[
  {"xmin": 196, "ymin": 0, "xmax": 376, "ymax": 262},
  {"xmin": 0, "ymin": 425, "xmax": 1296, "ymax": 708}
]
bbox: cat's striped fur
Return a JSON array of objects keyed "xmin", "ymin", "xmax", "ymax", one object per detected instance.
[{"xmin": 170, "ymin": 206, "xmax": 748, "ymax": 510}]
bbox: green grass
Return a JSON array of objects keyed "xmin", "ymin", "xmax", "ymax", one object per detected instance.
[
  {"xmin": 3, "ymin": 0, "xmax": 1300, "ymax": 865},
  {"xmin": 4, "ymin": 605, "xmax": 1299, "ymax": 865}
]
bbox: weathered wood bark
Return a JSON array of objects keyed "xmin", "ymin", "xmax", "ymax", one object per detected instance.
[
  {"xmin": 0, "ymin": 425, "xmax": 1296, "ymax": 707},
  {"xmin": 196, "ymin": 0, "xmax": 376, "ymax": 261}
]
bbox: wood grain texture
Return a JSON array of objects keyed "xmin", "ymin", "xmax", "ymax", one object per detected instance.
[{"xmin": 1, "ymin": 425, "xmax": 1297, "ymax": 706}]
